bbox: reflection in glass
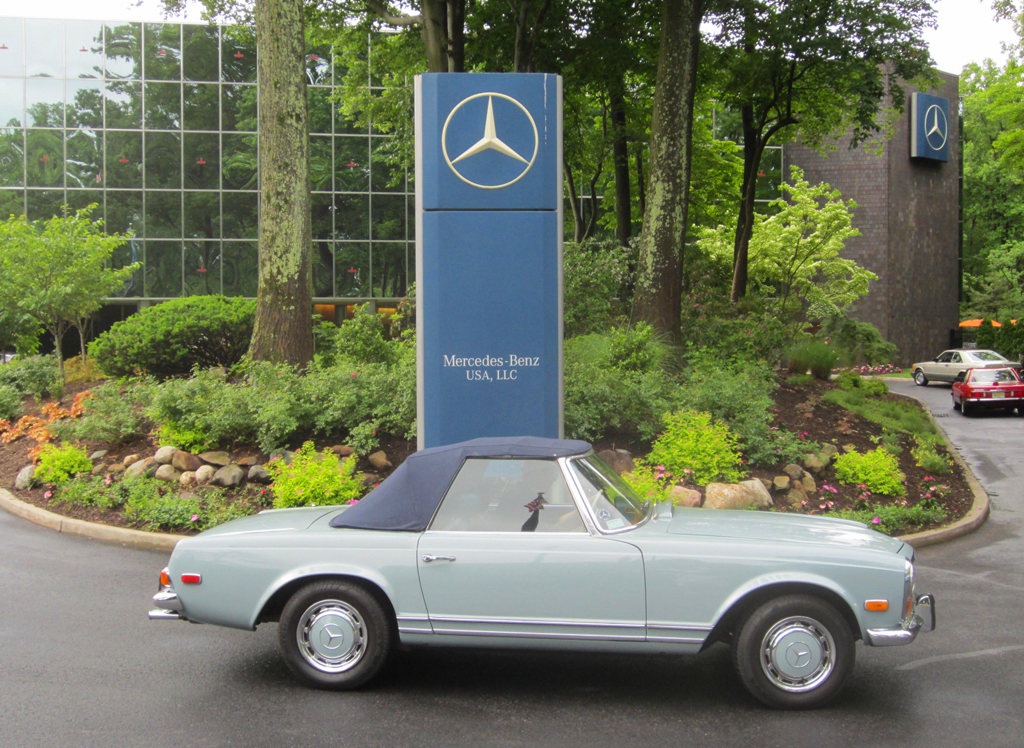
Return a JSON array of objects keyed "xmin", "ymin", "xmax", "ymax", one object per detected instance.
[
  {"xmin": 67, "ymin": 81, "xmax": 104, "ymax": 130},
  {"xmin": 183, "ymin": 83, "xmax": 219, "ymax": 130},
  {"xmin": 221, "ymin": 30, "xmax": 256, "ymax": 83},
  {"xmin": 311, "ymin": 192, "xmax": 334, "ymax": 240},
  {"xmin": 65, "ymin": 21, "xmax": 105, "ymax": 79},
  {"xmin": 184, "ymin": 191, "xmax": 220, "ymax": 237},
  {"xmin": 144, "ymin": 23, "xmax": 181, "ymax": 81},
  {"xmin": 105, "ymin": 131, "xmax": 142, "ymax": 188},
  {"xmin": 221, "ymin": 191, "xmax": 257, "ymax": 238},
  {"xmin": 183, "ymin": 25, "xmax": 219, "ymax": 82},
  {"xmin": 334, "ymin": 243, "xmax": 369, "ymax": 297},
  {"xmin": 26, "ymin": 189, "xmax": 65, "ymax": 221},
  {"xmin": 111, "ymin": 238, "xmax": 143, "ymax": 297},
  {"xmin": 222, "ymin": 83, "xmax": 257, "ymax": 131},
  {"xmin": 222, "ymin": 133, "xmax": 256, "ymax": 190},
  {"xmin": 310, "ymin": 135, "xmax": 332, "ymax": 191},
  {"xmin": 65, "ymin": 189, "xmax": 103, "ymax": 213},
  {"xmin": 184, "ymin": 132, "xmax": 219, "ymax": 189},
  {"xmin": 306, "ymin": 47, "xmax": 331, "ymax": 85},
  {"xmin": 309, "ymin": 87, "xmax": 332, "ymax": 133},
  {"xmin": 105, "ymin": 191, "xmax": 143, "ymax": 234},
  {"xmin": 371, "ymin": 137, "xmax": 404, "ymax": 192},
  {"xmin": 756, "ymin": 146, "xmax": 783, "ymax": 202},
  {"xmin": 145, "ymin": 82, "xmax": 181, "ymax": 129},
  {"xmin": 0, "ymin": 79, "xmax": 24, "ymax": 128},
  {"xmin": 145, "ymin": 240, "xmax": 183, "ymax": 297},
  {"xmin": 144, "ymin": 132, "xmax": 181, "ymax": 189},
  {"xmin": 335, "ymin": 136, "xmax": 368, "ymax": 191},
  {"xmin": 222, "ymin": 241, "xmax": 257, "ymax": 296},
  {"xmin": 371, "ymin": 194, "xmax": 405, "ymax": 240},
  {"xmin": 26, "ymin": 79, "xmax": 64, "ymax": 127},
  {"xmin": 145, "ymin": 190, "xmax": 181, "ymax": 238},
  {"xmin": 185, "ymin": 240, "xmax": 220, "ymax": 295},
  {"xmin": 0, "ymin": 128, "xmax": 24, "ymax": 187},
  {"xmin": 65, "ymin": 129, "xmax": 102, "ymax": 188},
  {"xmin": 372, "ymin": 243, "xmax": 407, "ymax": 298},
  {"xmin": 334, "ymin": 194, "xmax": 369, "ymax": 240},
  {"xmin": 26, "ymin": 129, "xmax": 64, "ymax": 188},
  {"xmin": 104, "ymin": 23, "xmax": 141, "ymax": 79},
  {"xmin": 105, "ymin": 80, "xmax": 142, "ymax": 128},
  {"xmin": 0, "ymin": 18, "xmax": 26, "ymax": 78},
  {"xmin": 26, "ymin": 19, "xmax": 63, "ymax": 78},
  {"xmin": 0, "ymin": 188, "xmax": 25, "ymax": 217},
  {"xmin": 313, "ymin": 241, "xmax": 333, "ymax": 297}
]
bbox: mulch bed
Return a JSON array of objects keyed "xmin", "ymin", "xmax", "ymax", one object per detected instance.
[{"xmin": 1, "ymin": 376, "xmax": 974, "ymax": 536}]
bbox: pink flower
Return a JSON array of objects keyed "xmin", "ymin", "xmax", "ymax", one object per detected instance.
[
  {"xmin": 103, "ymin": 475, "xmax": 112, "ymax": 485},
  {"xmin": 350, "ymin": 373, "xmax": 357, "ymax": 377},
  {"xmin": 190, "ymin": 514, "xmax": 199, "ymax": 522},
  {"xmin": 260, "ymin": 489, "xmax": 266, "ymax": 495},
  {"xmin": 43, "ymin": 491, "xmax": 52, "ymax": 499},
  {"xmin": 871, "ymin": 517, "xmax": 881, "ymax": 524}
]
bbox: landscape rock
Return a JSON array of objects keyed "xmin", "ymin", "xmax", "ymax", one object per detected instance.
[
  {"xmin": 368, "ymin": 451, "xmax": 393, "ymax": 471},
  {"xmin": 596, "ymin": 449, "xmax": 636, "ymax": 475},
  {"xmin": 198, "ymin": 451, "xmax": 232, "ymax": 467},
  {"xmin": 783, "ymin": 463, "xmax": 804, "ymax": 480},
  {"xmin": 123, "ymin": 454, "xmax": 141, "ymax": 467},
  {"xmin": 739, "ymin": 479, "xmax": 773, "ymax": 507},
  {"xmin": 90, "ymin": 463, "xmax": 106, "ymax": 476},
  {"xmin": 331, "ymin": 445, "xmax": 355, "ymax": 457},
  {"xmin": 803, "ymin": 454, "xmax": 826, "ymax": 474},
  {"xmin": 801, "ymin": 474, "xmax": 817, "ymax": 494},
  {"xmin": 108, "ymin": 463, "xmax": 125, "ymax": 475},
  {"xmin": 15, "ymin": 465, "xmax": 35, "ymax": 490},
  {"xmin": 237, "ymin": 456, "xmax": 257, "ymax": 467},
  {"xmin": 210, "ymin": 464, "xmax": 245, "ymax": 488},
  {"xmin": 172, "ymin": 451, "xmax": 204, "ymax": 472},
  {"xmin": 786, "ymin": 486, "xmax": 808, "ymax": 507},
  {"xmin": 704, "ymin": 482, "xmax": 762, "ymax": 511},
  {"xmin": 154, "ymin": 446, "xmax": 179, "ymax": 465},
  {"xmin": 842, "ymin": 443, "xmax": 857, "ymax": 453},
  {"xmin": 194, "ymin": 464, "xmax": 216, "ymax": 485},
  {"xmin": 269, "ymin": 449, "xmax": 295, "ymax": 465},
  {"xmin": 124, "ymin": 457, "xmax": 158, "ymax": 479},
  {"xmin": 179, "ymin": 471, "xmax": 196, "ymax": 486},
  {"xmin": 772, "ymin": 475, "xmax": 791, "ymax": 492},
  {"xmin": 359, "ymin": 472, "xmax": 380, "ymax": 488},
  {"xmin": 154, "ymin": 464, "xmax": 181, "ymax": 482},
  {"xmin": 248, "ymin": 465, "xmax": 272, "ymax": 484},
  {"xmin": 89, "ymin": 450, "xmax": 108, "ymax": 462},
  {"xmin": 821, "ymin": 443, "xmax": 839, "ymax": 459},
  {"xmin": 669, "ymin": 486, "xmax": 702, "ymax": 508}
]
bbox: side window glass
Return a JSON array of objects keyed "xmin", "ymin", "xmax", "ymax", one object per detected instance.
[
  {"xmin": 938, "ymin": 352, "xmax": 953, "ymax": 363},
  {"xmin": 951, "ymin": 353, "xmax": 962, "ymax": 364},
  {"xmin": 430, "ymin": 458, "xmax": 585, "ymax": 533}
]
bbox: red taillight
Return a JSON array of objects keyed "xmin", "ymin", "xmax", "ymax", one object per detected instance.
[{"xmin": 181, "ymin": 573, "xmax": 202, "ymax": 584}]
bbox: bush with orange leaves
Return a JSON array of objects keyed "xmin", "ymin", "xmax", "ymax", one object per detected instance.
[{"xmin": 0, "ymin": 390, "xmax": 92, "ymax": 462}]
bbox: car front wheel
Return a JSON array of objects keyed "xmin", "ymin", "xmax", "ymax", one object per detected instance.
[
  {"xmin": 279, "ymin": 580, "xmax": 393, "ymax": 690},
  {"xmin": 913, "ymin": 370, "xmax": 928, "ymax": 386},
  {"xmin": 732, "ymin": 594, "xmax": 855, "ymax": 710}
]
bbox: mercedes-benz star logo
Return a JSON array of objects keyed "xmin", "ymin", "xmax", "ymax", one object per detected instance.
[
  {"xmin": 319, "ymin": 623, "xmax": 345, "ymax": 650},
  {"xmin": 785, "ymin": 643, "xmax": 812, "ymax": 669},
  {"xmin": 442, "ymin": 92, "xmax": 538, "ymax": 190},
  {"xmin": 924, "ymin": 104, "xmax": 948, "ymax": 151}
]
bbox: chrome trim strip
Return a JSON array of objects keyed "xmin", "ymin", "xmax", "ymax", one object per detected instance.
[
  {"xmin": 148, "ymin": 609, "xmax": 185, "ymax": 621},
  {"xmin": 429, "ymin": 627, "xmax": 645, "ymax": 641},
  {"xmin": 396, "ymin": 615, "xmax": 431, "ymax": 623},
  {"xmin": 646, "ymin": 636, "xmax": 706, "ymax": 644},
  {"xmin": 428, "ymin": 615, "xmax": 644, "ymax": 629},
  {"xmin": 647, "ymin": 623, "xmax": 714, "ymax": 632}
]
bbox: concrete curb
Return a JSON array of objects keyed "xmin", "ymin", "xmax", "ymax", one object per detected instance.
[{"xmin": 0, "ymin": 488, "xmax": 186, "ymax": 553}]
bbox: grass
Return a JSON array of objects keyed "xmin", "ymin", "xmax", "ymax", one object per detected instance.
[{"xmin": 822, "ymin": 387, "xmax": 937, "ymax": 437}]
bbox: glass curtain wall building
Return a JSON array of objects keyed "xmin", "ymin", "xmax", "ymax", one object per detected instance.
[{"xmin": 0, "ymin": 17, "xmax": 412, "ymax": 305}]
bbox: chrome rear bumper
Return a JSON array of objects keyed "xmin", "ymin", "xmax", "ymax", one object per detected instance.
[
  {"xmin": 865, "ymin": 593, "xmax": 935, "ymax": 647},
  {"xmin": 148, "ymin": 588, "xmax": 189, "ymax": 622}
]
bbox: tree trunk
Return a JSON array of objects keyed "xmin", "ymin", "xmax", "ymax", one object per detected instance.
[
  {"xmin": 447, "ymin": 0, "xmax": 465, "ymax": 72},
  {"xmin": 730, "ymin": 104, "xmax": 761, "ymax": 302},
  {"xmin": 609, "ymin": 86, "xmax": 631, "ymax": 247},
  {"xmin": 249, "ymin": 0, "xmax": 314, "ymax": 366},
  {"xmin": 629, "ymin": 0, "xmax": 703, "ymax": 343},
  {"xmin": 635, "ymin": 143, "xmax": 646, "ymax": 219},
  {"xmin": 564, "ymin": 156, "xmax": 585, "ymax": 243}
]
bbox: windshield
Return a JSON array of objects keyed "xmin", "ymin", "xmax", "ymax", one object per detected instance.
[
  {"xmin": 569, "ymin": 455, "xmax": 648, "ymax": 531},
  {"xmin": 970, "ymin": 350, "xmax": 1008, "ymax": 362}
]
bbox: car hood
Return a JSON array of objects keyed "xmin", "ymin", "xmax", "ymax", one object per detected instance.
[
  {"xmin": 664, "ymin": 509, "xmax": 904, "ymax": 554},
  {"xmin": 194, "ymin": 505, "xmax": 344, "ymax": 538}
]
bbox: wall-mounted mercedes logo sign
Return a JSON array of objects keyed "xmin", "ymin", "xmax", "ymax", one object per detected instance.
[
  {"xmin": 441, "ymin": 92, "xmax": 539, "ymax": 190},
  {"xmin": 924, "ymin": 104, "xmax": 948, "ymax": 151}
]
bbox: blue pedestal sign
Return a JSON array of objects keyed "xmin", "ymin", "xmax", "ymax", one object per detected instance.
[{"xmin": 415, "ymin": 73, "xmax": 563, "ymax": 449}]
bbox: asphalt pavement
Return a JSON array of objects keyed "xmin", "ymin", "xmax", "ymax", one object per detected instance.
[{"xmin": 0, "ymin": 378, "xmax": 1022, "ymax": 748}]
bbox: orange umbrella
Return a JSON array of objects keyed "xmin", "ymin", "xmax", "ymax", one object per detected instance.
[{"xmin": 960, "ymin": 319, "xmax": 1002, "ymax": 327}]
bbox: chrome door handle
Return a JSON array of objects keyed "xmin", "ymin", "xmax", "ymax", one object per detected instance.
[{"xmin": 422, "ymin": 555, "xmax": 456, "ymax": 563}]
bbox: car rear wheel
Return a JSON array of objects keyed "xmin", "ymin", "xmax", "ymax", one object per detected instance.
[
  {"xmin": 961, "ymin": 400, "xmax": 973, "ymax": 416},
  {"xmin": 913, "ymin": 370, "xmax": 928, "ymax": 386},
  {"xmin": 279, "ymin": 580, "xmax": 393, "ymax": 690},
  {"xmin": 732, "ymin": 594, "xmax": 854, "ymax": 710}
]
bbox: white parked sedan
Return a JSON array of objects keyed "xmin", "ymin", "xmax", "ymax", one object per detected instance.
[{"xmin": 911, "ymin": 349, "xmax": 1021, "ymax": 385}]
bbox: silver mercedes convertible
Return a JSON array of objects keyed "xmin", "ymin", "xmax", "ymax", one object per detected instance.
[{"xmin": 149, "ymin": 437, "xmax": 935, "ymax": 709}]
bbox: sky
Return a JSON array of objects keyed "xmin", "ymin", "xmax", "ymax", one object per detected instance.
[{"xmin": 6, "ymin": 0, "xmax": 1021, "ymax": 75}]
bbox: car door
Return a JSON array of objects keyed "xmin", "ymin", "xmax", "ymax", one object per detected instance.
[
  {"xmin": 925, "ymin": 350, "xmax": 954, "ymax": 381},
  {"xmin": 949, "ymin": 352, "xmax": 966, "ymax": 381},
  {"xmin": 417, "ymin": 457, "xmax": 646, "ymax": 643}
]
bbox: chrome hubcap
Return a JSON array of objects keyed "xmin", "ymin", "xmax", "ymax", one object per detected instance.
[
  {"xmin": 760, "ymin": 616, "xmax": 835, "ymax": 692},
  {"xmin": 296, "ymin": 599, "xmax": 366, "ymax": 673}
]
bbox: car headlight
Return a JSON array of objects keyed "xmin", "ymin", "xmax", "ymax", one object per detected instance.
[{"xmin": 903, "ymin": 559, "xmax": 916, "ymax": 621}]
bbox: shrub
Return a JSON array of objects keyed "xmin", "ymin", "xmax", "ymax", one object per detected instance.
[
  {"xmin": 34, "ymin": 443, "xmax": 93, "ymax": 485},
  {"xmin": 48, "ymin": 382, "xmax": 144, "ymax": 445},
  {"xmin": 332, "ymin": 303, "xmax": 398, "ymax": 365},
  {"xmin": 90, "ymin": 295, "xmax": 256, "ymax": 378},
  {"xmin": 266, "ymin": 441, "xmax": 364, "ymax": 508},
  {"xmin": 834, "ymin": 448, "xmax": 906, "ymax": 496},
  {"xmin": 647, "ymin": 410, "xmax": 744, "ymax": 486},
  {"xmin": 819, "ymin": 316, "xmax": 898, "ymax": 366},
  {"xmin": 56, "ymin": 475, "xmax": 130, "ymax": 511},
  {"xmin": 623, "ymin": 462, "xmax": 675, "ymax": 504},
  {"xmin": 910, "ymin": 435, "xmax": 954, "ymax": 474},
  {"xmin": 826, "ymin": 503, "xmax": 946, "ymax": 536},
  {"xmin": 0, "ymin": 354, "xmax": 62, "ymax": 399},
  {"xmin": 563, "ymin": 239, "xmax": 630, "ymax": 337},
  {"xmin": 244, "ymin": 361, "xmax": 317, "ymax": 452},
  {"xmin": 837, "ymin": 370, "xmax": 888, "ymax": 396},
  {"xmin": 63, "ymin": 354, "xmax": 107, "ymax": 384},
  {"xmin": 124, "ymin": 479, "xmax": 202, "ymax": 531},
  {"xmin": 0, "ymin": 383, "xmax": 20, "ymax": 421},
  {"xmin": 608, "ymin": 323, "xmax": 666, "ymax": 373},
  {"xmin": 145, "ymin": 367, "xmax": 257, "ymax": 450},
  {"xmin": 786, "ymin": 340, "xmax": 839, "ymax": 380}
]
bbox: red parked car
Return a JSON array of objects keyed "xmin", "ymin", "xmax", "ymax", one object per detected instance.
[{"xmin": 951, "ymin": 367, "xmax": 1024, "ymax": 415}]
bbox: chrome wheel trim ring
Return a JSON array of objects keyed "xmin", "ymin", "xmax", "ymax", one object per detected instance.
[
  {"xmin": 914, "ymin": 371, "xmax": 925, "ymax": 384},
  {"xmin": 760, "ymin": 615, "xmax": 835, "ymax": 693},
  {"xmin": 296, "ymin": 599, "xmax": 366, "ymax": 674}
]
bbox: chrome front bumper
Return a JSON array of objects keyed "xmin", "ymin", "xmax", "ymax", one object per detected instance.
[
  {"xmin": 865, "ymin": 593, "xmax": 936, "ymax": 647},
  {"xmin": 148, "ymin": 588, "xmax": 189, "ymax": 622}
]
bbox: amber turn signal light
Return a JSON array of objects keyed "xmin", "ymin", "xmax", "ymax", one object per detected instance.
[
  {"xmin": 865, "ymin": 600, "xmax": 889, "ymax": 612},
  {"xmin": 159, "ymin": 569, "xmax": 171, "ymax": 587}
]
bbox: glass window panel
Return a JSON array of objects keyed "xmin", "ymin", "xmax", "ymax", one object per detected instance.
[
  {"xmin": 67, "ymin": 81, "xmax": 103, "ymax": 130},
  {"xmin": 144, "ymin": 23, "xmax": 181, "ymax": 81},
  {"xmin": 370, "ymin": 137, "xmax": 403, "ymax": 192},
  {"xmin": 371, "ymin": 244, "xmax": 407, "ymax": 298},
  {"xmin": 334, "ymin": 194, "xmax": 368, "ymax": 240},
  {"xmin": 145, "ymin": 240, "xmax": 183, "ymax": 297},
  {"xmin": 305, "ymin": 47, "xmax": 331, "ymax": 86},
  {"xmin": 184, "ymin": 240, "xmax": 221, "ymax": 295},
  {"xmin": 371, "ymin": 194, "xmax": 405, "ymax": 240},
  {"xmin": 25, "ymin": 189, "xmax": 65, "ymax": 221},
  {"xmin": 310, "ymin": 134, "xmax": 332, "ymax": 191},
  {"xmin": 65, "ymin": 129, "xmax": 102, "ymax": 189},
  {"xmin": 0, "ymin": 80, "xmax": 24, "ymax": 128},
  {"xmin": 0, "ymin": 19, "xmax": 26, "ymax": 77},
  {"xmin": 25, "ymin": 19, "xmax": 63, "ymax": 78},
  {"xmin": 183, "ymin": 82, "xmax": 219, "ymax": 131},
  {"xmin": 145, "ymin": 81, "xmax": 181, "ymax": 129},
  {"xmin": 311, "ymin": 192, "xmax": 334, "ymax": 240},
  {"xmin": 184, "ymin": 132, "xmax": 219, "ymax": 189},
  {"xmin": 755, "ymin": 146, "xmax": 783, "ymax": 202},
  {"xmin": 335, "ymin": 136, "xmax": 368, "ymax": 191},
  {"xmin": 222, "ymin": 133, "xmax": 257, "ymax": 190},
  {"xmin": 313, "ymin": 241, "xmax": 334, "ymax": 297},
  {"xmin": 222, "ymin": 83, "xmax": 257, "ymax": 132},
  {"xmin": 65, "ymin": 189, "xmax": 102, "ymax": 213},
  {"xmin": 184, "ymin": 191, "xmax": 220, "ymax": 238},
  {"xmin": 221, "ymin": 31, "xmax": 256, "ymax": 83},
  {"xmin": 104, "ymin": 190, "xmax": 143, "ymax": 234},
  {"xmin": 65, "ymin": 21, "xmax": 105, "ymax": 79},
  {"xmin": 308, "ymin": 87, "xmax": 331, "ymax": 134},
  {"xmin": 111, "ymin": 237, "xmax": 143, "ymax": 298},
  {"xmin": 222, "ymin": 241, "xmax": 257, "ymax": 296},
  {"xmin": 0, "ymin": 128, "xmax": 24, "ymax": 187},
  {"xmin": 182, "ymin": 25, "xmax": 219, "ymax": 82},
  {"xmin": 144, "ymin": 131, "xmax": 181, "ymax": 189},
  {"xmin": 105, "ymin": 80, "xmax": 142, "ymax": 128},
  {"xmin": 333, "ymin": 243, "xmax": 369, "ymax": 297},
  {"xmin": 0, "ymin": 189, "xmax": 25, "ymax": 218},
  {"xmin": 221, "ymin": 191, "xmax": 257, "ymax": 238},
  {"xmin": 26, "ymin": 79, "xmax": 63, "ymax": 127},
  {"xmin": 145, "ymin": 190, "xmax": 181, "ymax": 238},
  {"xmin": 333, "ymin": 91, "xmax": 364, "ymax": 135},
  {"xmin": 105, "ymin": 130, "xmax": 142, "ymax": 188},
  {"xmin": 25, "ymin": 129, "xmax": 63, "ymax": 187},
  {"xmin": 104, "ymin": 23, "xmax": 141, "ymax": 79},
  {"xmin": 406, "ymin": 199, "xmax": 415, "ymax": 239}
]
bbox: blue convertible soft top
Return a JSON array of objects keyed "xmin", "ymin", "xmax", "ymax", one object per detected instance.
[{"xmin": 329, "ymin": 436, "xmax": 591, "ymax": 532}]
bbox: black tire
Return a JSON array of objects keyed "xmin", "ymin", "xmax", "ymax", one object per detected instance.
[
  {"xmin": 913, "ymin": 369, "xmax": 928, "ymax": 386},
  {"xmin": 732, "ymin": 594, "xmax": 855, "ymax": 710},
  {"xmin": 278, "ymin": 580, "xmax": 393, "ymax": 690},
  {"xmin": 952, "ymin": 397, "xmax": 960, "ymax": 411},
  {"xmin": 961, "ymin": 400, "xmax": 972, "ymax": 416}
]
